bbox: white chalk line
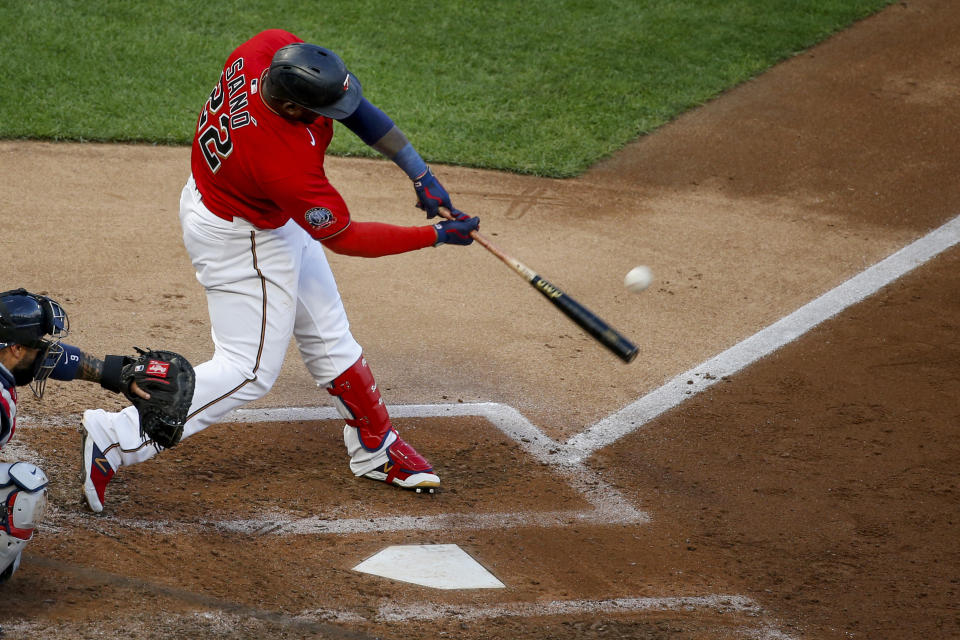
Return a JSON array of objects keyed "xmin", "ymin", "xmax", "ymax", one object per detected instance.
[
  {"xmin": 217, "ymin": 506, "xmax": 645, "ymax": 536},
  {"xmin": 198, "ymin": 402, "xmax": 649, "ymax": 535},
  {"xmin": 224, "ymin": 402, "xmax": 562, "ymax": 465},
  {"xmin": 373, "ymin": 594, "xmax": 760, "ymax": 621},
  {"xmin": 26, "ymin": 401, "xmax": 647, "ymax": 535},
  {"xmin": 565, "ymin": 214, "xmax": 960, "ymax": 460},
  {"xmin": 1, "ymin": 595, "xmax": 793, "ymax": 639},
  {"xmin": 298, "ymin": 594, "xmax": 763, "ymax": 622},
  {"xmin": 295, "ymin": 594, "xmax": 796, "ymax": 639}
]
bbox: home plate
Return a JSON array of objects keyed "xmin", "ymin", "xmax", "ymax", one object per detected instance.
[{"xmin": 353, "ymin": 544, "xmax": 505, "ymax": 590}]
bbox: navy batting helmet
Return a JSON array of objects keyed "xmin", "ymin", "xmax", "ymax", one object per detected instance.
[
  {"xmin": 263, "ymin": 43, "xmax": 363, "ymax": 119},
  {"xmin": 0, "ymin": 289, "xmax": 69, "ymax": 398}
]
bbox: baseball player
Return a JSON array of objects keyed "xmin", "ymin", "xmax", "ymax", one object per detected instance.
[
  {"xmin": 0, "ymin": 288, "xmax": 159, "ymax": 583},
  {"xmin": 80, "ymin": 29, "xmax": 479, "ymax": 511}
]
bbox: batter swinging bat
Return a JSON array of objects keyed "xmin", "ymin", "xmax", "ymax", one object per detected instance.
[{"xmin": 445, "ymin": 213, "xmax": 639, "ymax": 363}]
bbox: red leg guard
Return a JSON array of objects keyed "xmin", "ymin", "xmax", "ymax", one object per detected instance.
[{"xmin": 327, "ymin": 356, "xmax": 392, "ymax": 451}]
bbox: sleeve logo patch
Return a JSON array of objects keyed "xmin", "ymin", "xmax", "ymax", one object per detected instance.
[{"xmin": 305, "ymin": 207, "xmax": 335, "ymax": 229}]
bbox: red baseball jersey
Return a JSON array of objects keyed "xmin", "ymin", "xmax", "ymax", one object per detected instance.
[{"xmin": 191, "ymin": 29, "xmax": 351, "ymax": 240}]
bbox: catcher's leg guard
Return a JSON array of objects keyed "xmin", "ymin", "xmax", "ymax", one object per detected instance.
[
  {"xmin": 327, "ymin": 356, "xmax": 440, "ymax": 492},
  {"xmin": 0, "ymin": 462, "xmax": 49, "ymax": 583}
]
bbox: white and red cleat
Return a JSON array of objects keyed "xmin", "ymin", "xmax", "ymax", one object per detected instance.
[
  {"xmin": 330, "ymin": 356, "xmax": 440, "ymax": 493},
  {"xmin": 360, "ymin": 435, "xmax": 440, "ymax": 493}
]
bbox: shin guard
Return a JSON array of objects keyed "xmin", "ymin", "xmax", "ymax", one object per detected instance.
[
  {"xmin": 327, "ymin": 356, "xmax": 397, "ymax": 460},
  {"xmin": 327, "ymin": 356, "xmax": 438, "ymax": 489}
]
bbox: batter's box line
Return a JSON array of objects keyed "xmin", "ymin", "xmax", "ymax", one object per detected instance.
[
  {"xmin": 566, "ymin": 213, "xmax": 960, "ymax": 463},
  {"xmin": 299, "ymin": 594, "xmax": 797, "ymax": 640},
  {"xmin": 219, "ymin": 506, "xmax": 644, "ymax": 537},
  {"xmin": 23, "ymin": 402, "xmax": 647, "ymax": 535},
  {"xmin": 201, "ymin": 402, "xmax": 649, "ymax": 536}
]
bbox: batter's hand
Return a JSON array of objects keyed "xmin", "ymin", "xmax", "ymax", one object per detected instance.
[
  {"xmin": 414, "ymin": 168, "xmax": 456, "ymax": 219},
  {"xmin": 433, "ymin": 216, "xmax": 480, "ymax": 246}
]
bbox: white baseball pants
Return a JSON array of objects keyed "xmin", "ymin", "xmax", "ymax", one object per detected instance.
[{"xmin": 85, "ymin": 176, "xmax": 363, "ymax": 469}]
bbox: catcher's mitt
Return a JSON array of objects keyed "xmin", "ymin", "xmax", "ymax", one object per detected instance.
[{"xmin": 120, "ymin": 348, "xmax": 195, "ymax": 449}]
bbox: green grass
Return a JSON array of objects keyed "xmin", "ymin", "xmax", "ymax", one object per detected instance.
[{"xmin": 0, "ymin": 0, "xmax": 893, "ymax": 176}]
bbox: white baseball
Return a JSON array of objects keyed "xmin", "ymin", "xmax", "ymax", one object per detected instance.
[{"xmin": 624, "ymin": 265, "xmax": 653, "ymax": 293}]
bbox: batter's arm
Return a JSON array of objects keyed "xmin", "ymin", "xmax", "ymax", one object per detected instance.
[
  {"xmin": 321, "ymin": 221, "xmax": 437, "ymax": 257},
  {"xmin": 338, "ymin": 99, "xmax": 460, "ymax": 219},
  {"xmin": 339, "ymin": 99, "xmax": 427, "ymax": 174}
]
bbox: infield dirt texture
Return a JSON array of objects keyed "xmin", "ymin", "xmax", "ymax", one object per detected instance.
[{"xmin": 2, "ymin": 1, "xmax": 959, "ymax": 638}]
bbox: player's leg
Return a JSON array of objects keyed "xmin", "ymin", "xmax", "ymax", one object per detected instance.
[
  {"xmin": 0, "ymin": 462, "xmax": 48, "ymax": 583},
  {"xmin": 293, "ymin": 237, "xmax": 439, "ymax": 492},
  {"xmin": 81, "ymin": 178, "xmax": 301, "ymax": 511},
  {"xmin": 328, "ymin": 355, "xmax": 440, "ymax": 492}
]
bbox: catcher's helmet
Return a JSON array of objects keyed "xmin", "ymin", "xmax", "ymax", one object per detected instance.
[
  {"xmin": 263, "ymin": 43, "xmax": 363, "ymax": 119},
  {"xmin": 0, "ymin": 289, "xmax": 69, "ymax": 398}
]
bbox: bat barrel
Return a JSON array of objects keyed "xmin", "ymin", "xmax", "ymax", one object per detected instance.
[
  {"xmin": 445, "ymin": 212, "xmax": 639, "ymax": 363},
  {"xmin": 532, "ymin": 276, "xmax": 639, "ymax": 363}
]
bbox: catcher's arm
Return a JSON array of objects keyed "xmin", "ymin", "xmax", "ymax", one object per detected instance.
[
  {"xmin": 47, "ymin": 344, "xmax": 150, "ymax": 399},
  {"xmin": 52, "ymin": 344, "xmax": 195, "ymax": 449},
  {"xmin": 99, "ymin": 353, "xmax": 150, "ymax": 399}
]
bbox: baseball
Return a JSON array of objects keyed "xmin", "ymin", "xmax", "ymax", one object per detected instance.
[{"xmin": 624, "ymin": 265, "xmax": 653, "ymax": 293}]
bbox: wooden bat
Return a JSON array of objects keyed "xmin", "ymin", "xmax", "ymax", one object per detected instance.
[{"xmin": 442, "ymin": 213, "xmax": 639, "ymax": 363}]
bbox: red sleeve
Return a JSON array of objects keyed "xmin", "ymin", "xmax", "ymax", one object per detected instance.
[{"xmin": 321, "ymin": 221, "xmax": 437, "ymax": 257}]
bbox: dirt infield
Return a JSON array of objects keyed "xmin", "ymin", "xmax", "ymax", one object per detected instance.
[{"xmin": 2, "ymin": 1, "xmax": 959, "ymax": 638}]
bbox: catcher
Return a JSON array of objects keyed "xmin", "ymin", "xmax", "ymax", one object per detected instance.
[
  {"xmin": 80, "ymin": 351, "xmax": 194, "ymax": 512},
  {"xmin": 0, "ymin": 288, "xmax": 194, "ymax": 583}
]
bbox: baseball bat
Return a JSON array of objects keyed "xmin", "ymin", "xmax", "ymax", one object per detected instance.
[{"xmin": 443, "ymin": 213, "xmax": 639, "ymax": 363}]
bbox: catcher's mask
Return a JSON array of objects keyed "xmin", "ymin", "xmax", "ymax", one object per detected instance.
[
  {"xmin": 262, "ymin": 43, "xmax": 363, "ymax": 119},
  {"xmin": 0, "ymin": 288, "xmax": 69, "ymax": 399}
]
